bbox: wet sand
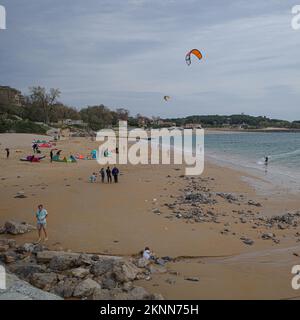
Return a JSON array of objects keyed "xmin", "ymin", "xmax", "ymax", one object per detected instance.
[{"xmin": 0, "ymin": 133, "xmax": 300, "ymax": 299}]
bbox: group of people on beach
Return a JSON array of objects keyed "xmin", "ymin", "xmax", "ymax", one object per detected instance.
[{"xmin": 90, "ymin": 166, "xmax": 120, "ymax": 183}]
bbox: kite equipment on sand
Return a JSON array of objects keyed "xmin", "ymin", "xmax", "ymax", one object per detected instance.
[
  {"xmin": 185, "ymin": 49, "xmax": 203, "ymax": 66},
  {"xmin": 20, "ymin": 155, "xmax": 46, "ymax": 162},
  {"xmin": 52, "ymin": 155, "xmax": 77, "ymax": 163}
]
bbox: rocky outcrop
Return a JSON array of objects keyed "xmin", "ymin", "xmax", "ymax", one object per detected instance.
[
  {"xmin": 0, "ymin": 241, "xmax": 164, "ymax": 300},
  {"xmin": 3, "ymin": 221, "xmax": 36, "ymax": 235},
  {"xmin": 0, "ymin": 268, "xmax": 61, "ymax": 300}
]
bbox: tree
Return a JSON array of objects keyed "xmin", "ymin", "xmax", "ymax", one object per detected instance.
[
  {"xmin": 28, "ymin": 87, "xmax": 61, "ymax": 124},
  {"xmin": 116, "ymin": 108, "xmax": 129, "ymax": 121},
  {"xmin": 80, "ymin": 105, "xmax": 113, "ymax": 130}
]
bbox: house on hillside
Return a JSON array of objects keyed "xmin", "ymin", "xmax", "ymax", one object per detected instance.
[
  {"xmin": 184, "ymin": 123, "xmax": 202, "ymax": 129},
  {"xmin": 0, "ymin": 86, "xmax": 25, "ymax": 106}
]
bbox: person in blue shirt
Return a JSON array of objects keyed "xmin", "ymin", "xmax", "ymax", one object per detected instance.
[
  {"xmin": 36, "ymin": 204, "xmax": 48, "ymax": 243},
  {"xmin": 112, "ymin": 167, "xmax": 119, "ymax": 183}
]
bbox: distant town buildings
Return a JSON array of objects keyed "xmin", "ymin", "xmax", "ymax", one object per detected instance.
[
  {"xmin": 0, "ymin": 86, "xmax": 25, "ymax": 106},
  {"xmin": 184, "ymin": 123, "xmax": 202, "ymax": 129},
  {"xmin": 55, "ymin": 119, "xmax": 86, "ymax": 126}
]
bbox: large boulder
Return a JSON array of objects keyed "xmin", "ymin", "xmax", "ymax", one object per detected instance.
[
  {"xmin": 90, "ymin": 258, "xmax": 116, "ymax": 276},
  {"xmin": 36, "ymin": 251, "xmax": 81, "ymax": 264},
  {"xmin": 49, "ymin": 255, "xmax": 80, "ymax": 271},
  {"xmin": 70, "ymin": 267, "xmax": 90, "ymax": 279},
  {"xmin": 51, "ymin": 278, "xmax": 79, "ymax": 298},
  {"xmin": 4, "ymin": 221, "xmax": 36, "ymax": 235},
  {"xmin": 112, "ymin": 260, "xmax": 140, "ymax": 283},
  {"xmin": 73, "ymin": 278, "xmax": 101, "ymax": 298},
  {"xmin": 30, "ymin": 272, "xmax": 58, "ymax": 291},
  {"xmin": 0, "ymin": 271, "xmax": 62, "ymax": 300},
  {"xmin": 9, "ymin": 263, "xmax": 46, "ymax": 281}
]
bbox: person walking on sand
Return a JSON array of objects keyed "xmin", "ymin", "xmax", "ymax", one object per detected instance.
[
  {"xmin": 32, "ymin": 143, "xmax": 38, "ymax": 154},
  {"xmin": 112, "ymin": 166, "xmax": 119, "ymax": 183},
  {"xmin": 100, "ymin": 168, "xmax": 105, "ymax": 183},
  {"xmin": 36, "ymin": 204, "xmax": 48, "ymax": 243},
  {"xmin": 50, "ymin": 150, "xmax": 53, "ymax": 163},
  {"xmin": 5, "ymin": 148, "xmax": 9, "ymax": 159},
  {"xmin": 106, "ymin": 166, "xmax": 112, "ymax": 183}
]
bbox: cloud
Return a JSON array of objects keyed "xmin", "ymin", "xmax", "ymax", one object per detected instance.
[{"xmin": 0, "ymin": 0, "xmax": 299, "ymax": 120}]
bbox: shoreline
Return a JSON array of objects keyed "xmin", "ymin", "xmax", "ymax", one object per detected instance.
[{"xmin": 1, "ymin": 133, "xmax": 300, "ymax": 299}]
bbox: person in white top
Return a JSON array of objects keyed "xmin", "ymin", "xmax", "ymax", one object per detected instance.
[{"xmin": 143, "ymin": 247, "xmax": 155, "ymax": 260}]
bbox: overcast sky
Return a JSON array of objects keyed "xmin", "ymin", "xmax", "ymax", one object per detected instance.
[{"xmin": 0, "ymin": 0, "xmax": 300, "ymax": 120}]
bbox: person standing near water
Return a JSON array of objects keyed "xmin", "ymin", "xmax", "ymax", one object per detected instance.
[
  {"xmin": 36, "ymin": 204, "xmax": 48, "ymax": 243},
  {"xmin": 265, "ymin": 156, "xmax": 269, "ymax": 165}
]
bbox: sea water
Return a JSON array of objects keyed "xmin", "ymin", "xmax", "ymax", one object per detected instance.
[{"xmin": 159, "ymin": 131, "xmax": 300, "ymax": 193}]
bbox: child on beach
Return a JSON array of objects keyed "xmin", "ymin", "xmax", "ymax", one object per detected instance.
[
  {"xmin": 36, "ymin": 204, "xmax": 48, "ymax": 243},
  {"xmin": 89, "ymin": 172, "xmax": 97, "ymax": 183}
]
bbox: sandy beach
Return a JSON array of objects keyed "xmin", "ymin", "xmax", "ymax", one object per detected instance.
[{"xmin": 1, "ymin": 133, "xmax": 300, "ymax": 299}]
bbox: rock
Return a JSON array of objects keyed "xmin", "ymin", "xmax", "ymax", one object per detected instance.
[
  {"xmin": 127, "ymin": 286, "xmax": 151, "ymax": 300},
  {"xmin": 0, "ymin": 245, "xmax": 9, "ymax": 252},
  {"xmin": 51, "ymin": 278, "xmax": 79, "ymax": 298},
  {"xmin": 90, "ymin": 258, "xmax": 116, "ymax": 276},
  {"xmin": 18, "ymin": 243, "xmax": 36, "ymax": 253},
  {"xmin": 217, "ymin": 193, "xmax": 238, "ymax": 202},
  {"xmin": 3, "ymin": 252, "xmax": 17, "ymax": 264},
  {"xmin": 0, "ymin": 226, "xmax": 6, "ymax": 234},
  {"xmin": 9, "ymin": 263, "xmax": 46, "ymax": 281},
  {"xmin": 248, "ymin": 200, "xmax": 262, "ymax": 207},
  {"xmin": 4, "ymin": 221, "xmax": 35, "ymax": 235},
  {"xmin": 241, "ymin": 238, "xmax": 254, "ymax": 245},
  {"xmin": 0, "ymin": 239, "xmax": 17, "ymax": 248},
  {"xmin": 0, "ymin": 270, "xmax": 62, "ymax": 300},
  {"xmin": 135, "ymin": 257, "xmax": 150, "ymax": 268},
  {"xmin": 36, "ymin": 251, "xmax": 81, "ymax": 263},
  {"xmin": 30, "ymin": 273, "xmax": 58, "ymax": 291},
  {"xmin": 14, "ymin": 191, "xmax": 27, "ymax": 199},
  {"xmin": 148, "ymin": 264, "xmax": 167, "ymax": 274},
  {"xmin": 262, "ymin": 233, "xmax": 274, "ymax": 240},
  {"xmin": 151, "ymin": 293, "xmax": 164, "ymax": 300},
  {"xmin": 112, "ymin": 260, "xmax": 140, "ymax": 283},
  {"xmin": 70, "ymin": 267, "xmax": 90, "ymax": 279},
  {"xmin": 73, "ymin": 278, "xmax": 101, "ymax": 298},
  {"xmin": 49, "ymin": 254, "xmax": 80, "ymax": 271},
  {"xmin": 184, "ymin": 277, "xmax": 199, "ymax": 282},
  {"xmin": 152, "ymin": 209, "xmax": 161, "ymax": 215},
  {"xmin": 101, "ymin": 276, "xmax": 117, "ymax": 290},
  {"xmin": 122, "ymin": 281, "xmax": 134, "ymax": 292}
]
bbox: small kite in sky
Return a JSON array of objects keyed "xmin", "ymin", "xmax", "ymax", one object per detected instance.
[
  {"xmin": 163, "ymin": 95, "xmax": 170, "ymax": 101},
  {"xmin": 185, "ymin": 49, "xmax": 203, "ymax": 66}
]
